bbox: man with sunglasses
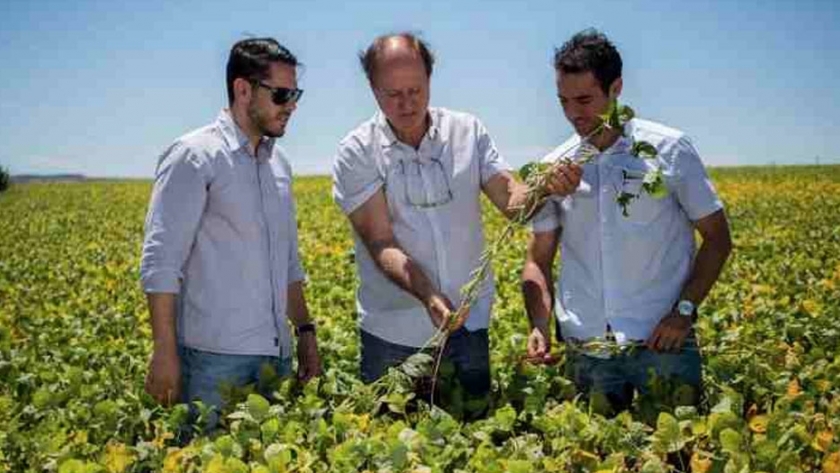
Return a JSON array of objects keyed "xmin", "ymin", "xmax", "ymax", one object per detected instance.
[
  {"xmin": 332, "ymin": 33, "xmax": 578, "ymax": 418},
  {"xmin": 140, "ymin": 38, "xmax": 321, "ymax": 431}
]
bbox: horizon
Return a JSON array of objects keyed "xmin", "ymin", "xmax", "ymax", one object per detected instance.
[{"xmin": 10, "ymin": 161, "xmax": 840, "ymax": 182}]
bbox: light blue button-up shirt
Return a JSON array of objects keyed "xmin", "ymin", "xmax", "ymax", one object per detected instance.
[
  {"xmin": 140, "ymin": 110, "xmax": 305, "ymax": 357},
  {"xmin": 333, "ymin": 108, "xmax": 510, "ymax": 347},
  {"xmin": 531, "ymin": 118, "xmax": 723, "ymax": 344}
]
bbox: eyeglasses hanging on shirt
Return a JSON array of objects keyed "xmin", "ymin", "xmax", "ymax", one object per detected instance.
[{"xmin": 398, "ymin": 156, "xmax": 453, "ymax": 208}]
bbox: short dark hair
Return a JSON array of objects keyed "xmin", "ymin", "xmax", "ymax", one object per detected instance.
[
  {"xmin": 226, "ymin": 38, "xmax": 299, "ymax": 105},
  {"xmin": 359, "ymin": 32, "xmax": 435, "ymax": 85},
  {"xmin": 554, "ymin": 29, "xmax": 622, "ymax": 94}
]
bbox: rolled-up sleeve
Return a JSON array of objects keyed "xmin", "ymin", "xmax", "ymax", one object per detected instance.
[
  {"xmin": 529, "ymin": 197, "xmax": 563, "ymax": 234},
  {"xmin": 671, "ymin": 136, "xmax": 723, "ymax": 221},
  {"xmin": 140, "ymin": 142, "xmax": 211, "ymax": 293},
  {"xmin": 332, "ymin": 137, "xmax": 383, "ymax": 215},
  {"xmin": 475, "ymin": 119, "xmax": 512, "ymax": 185}
]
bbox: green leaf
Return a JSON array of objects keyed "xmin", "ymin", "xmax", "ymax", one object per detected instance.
[
  {"xmin": 674, "ymin": 405, "xmax": 698, "ymax": 420},
  {"xmin": 58, "ymin": 459, "xmax": 100, "ymax": 473},
  {"xmin": 616, "ymin": 192, "xmax": 636, "ymax": 217},
  {"xmin": 247, "ymin": 393, "xmax": 270, "ymax": 422},
  {"xmin": 384, "ymin": 391, "xmax": 414, "ymax": 414},
  {"xmin": 632, "ymin": 140, "xmax": 658, "ymax": 159},
  {"xmin": 214, "ymin": 435, "xmax": 243, "ymax": 458},
  {"xmin": 399, "ymin": 352, "xmax": 434, "ymax": 379},
  {"xmin": 519, "ymin": 162, "xmax": 549, "ymax": 182},
  {"xmin": 618, "ymin": 104, "xmax": 635, "ymax": 123},
  {"xmin": 507, "ymin": 459, "xmax": 532, "ymax": 473},
  {"xmin": 642, "ymin": 168, "xmax": 668, "ymax": 199},
  {"xmin": 493, "ymin": 404, "xmax": 517, "ymax": 432},
  {"xmin": 598, "ymin": 99, "xmax": 625, "ymax": 130},
  {"xmin": 719, "ymin": 428, "xmax": 743, "ymax": 454},
  {"xmin": 652, "ymin": 412, "xmax": 685, "ymax": 453},
  {"xmin": 261, "ymin": 418, "xmax": 280, "ymax": 442},
  {"xmin": 753, "ymin": 438, "xmax": 779, "ymax": 469},
  {"xmin": 640, "ymin": 457, "xmax": 668, "ymax": 473},
  {"xmin": 264, "ymin": 443, "xmax": 294, "ymax": 466}
]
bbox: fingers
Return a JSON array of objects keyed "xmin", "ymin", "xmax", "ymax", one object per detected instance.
[
  {"xmin": 146, "ymin": 351, "xmax": 181, "ymax": 406},
  {"xmin": 568, "ymin": 164, "xmax": 583, "ymax": 180},
  {"xmin": 661, "ymin": 330, "xmax": 687, "ymax": 352},
  {"xmin": 297, "ymin": 338, "xmax": 323, "ymax": 383},
  {"xmin": 425, "ymin": 293, "xmax": 455, "ymax": 330},
  {"xmin": 647, "ymin": 325, "xmax": 687, "ymax": 352},
  {"xmin": 145, "ymin": 372, "xmax": 179, "ymax": 406},
  {"xmin": 526, "ymin": 335, "xmax": 541, "ymax": 358},
  {"xmin": 526, "ymin": 328, "xmax": 552, "ymax": 364},
  {"xmin": 545, "ymin": 164, "xmax": 583, "ymax": 196},
  {"xmin": 449, "ymin": 305, "xmax": 470, "ymax": 332},
  {"xmin": 432, "ymin": 309, "xmax": 451, "ymax": 330},
  {"xmin": 646, "ymin": 327, "xmax": 663, "ymax": 351}
]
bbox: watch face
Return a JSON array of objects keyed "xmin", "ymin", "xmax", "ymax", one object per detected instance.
[{"xmin": 678, "ymin": 300, "xmax": 695, "ymax": 316}]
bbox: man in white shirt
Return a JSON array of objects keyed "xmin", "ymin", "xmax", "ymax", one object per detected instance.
[
  {"xmin": 333, "ymin": 33, "xmax": 577, "ymax": 417},
  {"xmin": 522, "ymin": 29, "xmax": 732, "ymax": 413}
]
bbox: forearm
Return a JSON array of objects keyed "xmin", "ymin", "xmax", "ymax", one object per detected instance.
[
  {"xmin": 286, "ymin": 281, "xmax": 313, "ymax": 327},
  {"xmin": 521, "ymin": 261, "xmax": 554, "ymax": 330},
  {"xmin": 147, "ymin": 292, "xmax": 178, "ymax": 351},
  {"xmin": 680, "ymin": 238, "xmax": 732, "ymax": 308},
  {"xmin": 503, "ymin": 180, "xmax": 532, "ymax": 220},
  {"xmin": 483, "ymin": 172, "xmax": 531, "ymax": 221},
  {"xmin": 369, "ymin": 239, "xmax": 439, "ymax": 305},
  {"xmin": 485, "ymin": 171, "xmax": 569, "ymax": 222}
]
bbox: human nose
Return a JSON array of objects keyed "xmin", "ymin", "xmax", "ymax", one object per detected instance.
[
  {"xmin": 563, "ymin": 101, "xmax": 581, "ymax": 119},
  {"xmin": 396, "ymin": 94, "xmax": 411, "ymax": 111}
]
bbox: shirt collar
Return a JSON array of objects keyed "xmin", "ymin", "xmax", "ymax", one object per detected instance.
[
  {"xmin": 216, "ymin": 109, "xmax": 275, "ymax": 157},
  {"xmin": 606, "ymin": 117, "xmax": 639, "ymax": 155},
  {"xmin": 375, "ymin": 107, "xmax": 441, "ymax": 148},
  {"xmin": 605, "ymin": 134, "xmax": 633, "ymax": 155}
]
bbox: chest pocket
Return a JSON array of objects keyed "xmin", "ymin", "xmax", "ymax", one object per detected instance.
[
  {"xmin": 614, "ymin": 162, "xmax": 670, "ymax": 225},
  {"xmin": 273, "ymin": 173, "xmax": 291, "ymax": 198}
]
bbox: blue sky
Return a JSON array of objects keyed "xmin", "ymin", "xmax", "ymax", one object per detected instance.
[{"xmin": 1, "ymin": 0, "xmax": 838, "ymax": 176}]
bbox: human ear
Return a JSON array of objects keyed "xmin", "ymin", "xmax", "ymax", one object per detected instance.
[
  {"xmin": 609, "ymin": 77, "xmax": 623, "ymax": 100},
  {"xmin": 234, "ymin": 77, "xmax": 253, "ymax": 103}
]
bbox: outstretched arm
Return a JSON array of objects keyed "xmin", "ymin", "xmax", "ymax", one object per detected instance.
[
  {"xmin": 348, "ymin": 189, "xmax": 459, "ymax": 331},
  {"xmin": 521, "ymin": 228, "xmax": 562, "ymax": 363}
]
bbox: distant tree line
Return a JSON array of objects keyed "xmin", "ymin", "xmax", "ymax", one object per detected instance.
[{"xmin": 0, "ymin": 165, "xmax": 10, "ymax": 192}]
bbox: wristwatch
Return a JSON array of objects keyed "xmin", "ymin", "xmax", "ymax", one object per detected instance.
[
  {"xmin": 295, "ymin": 323, "xmax": 316, "ymax": 336},
  {"xmin": 676, "ymin": 299, "xmax": 696, "ymax": 318}
]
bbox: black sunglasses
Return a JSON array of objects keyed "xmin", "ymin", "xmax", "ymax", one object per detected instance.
[{"xmin": 256, "ymin": 82, "xmax": 304, "ymax": 105}]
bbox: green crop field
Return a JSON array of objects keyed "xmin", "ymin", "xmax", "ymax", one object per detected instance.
[{"xmin": 1, "ymin": 166, "xmax": 839, "ymax": 473}]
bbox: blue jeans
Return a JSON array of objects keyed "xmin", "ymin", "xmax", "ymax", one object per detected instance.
[
  {"xmin": 564, "ymin": 336, "xmax": 702, "ymax": 413},
  {"xmin": 360, "ymin": 328, "xmax": 491, "ymax": 399},
  {"xmin": 179, "ymin": 346, "xmax": 292, "ymax": 431}
]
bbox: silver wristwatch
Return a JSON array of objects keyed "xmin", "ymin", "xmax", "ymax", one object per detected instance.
[{"xmin": 676, "ymin": 299, "xmax": 696, "ymax": 317}]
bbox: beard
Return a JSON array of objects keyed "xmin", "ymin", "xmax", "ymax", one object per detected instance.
[
  {"xmin": 572, "ymin": 119, "xmax": 598, "ymax": 137},
  {"xmin": 247, "ymin": 102, "xmax": 288, "ymax": 139}
]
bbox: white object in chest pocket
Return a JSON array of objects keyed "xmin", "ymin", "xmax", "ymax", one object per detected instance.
[
  {"xmin": 616, "ymin": 166, "xmax": 668, "ymax": 224},
  {"xmin": 274, "ymin": 174, "xmax": 291, "ymax": 196}
]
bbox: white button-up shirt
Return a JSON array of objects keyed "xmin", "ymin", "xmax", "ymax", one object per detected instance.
[
  {"xmin": 333, "ymin": 108, "xmax": 510, "ymax": 347},
  {"xmin": 531, "ymin": 118, "xmax": 723, "ymax": 343},
  {"xmin": 140, "ymin": 110, "xmax": 305, "ymax": 357}
]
